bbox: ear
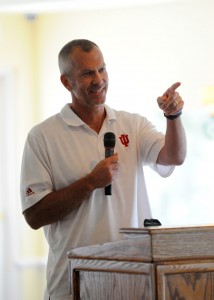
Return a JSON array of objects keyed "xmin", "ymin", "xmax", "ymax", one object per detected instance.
[{"xmin": 60, "ymin": 75, "xmax": 72, "ymax": 92}]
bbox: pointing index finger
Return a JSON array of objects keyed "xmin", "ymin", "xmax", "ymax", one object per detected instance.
[{"xmin": 163, "ymin": 82, "xmax": 181, "ymax": 96}]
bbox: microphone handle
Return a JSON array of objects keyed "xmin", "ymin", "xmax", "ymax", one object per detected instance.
[
  {"xmin": 105, "ymin": 148, "xmax": 114, "ymax": 158},
  {"xmin": 105, "ymin": 148, "xmax": 114, "ymax": 195},
  {"xmin": 105, "ymin": 184, "xmax": 112, "ymax": 196}
]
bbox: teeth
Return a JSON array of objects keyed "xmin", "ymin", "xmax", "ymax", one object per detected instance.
[{"xmin": 91, "ymin": 89, "xmax": 102, "ymax": 93}]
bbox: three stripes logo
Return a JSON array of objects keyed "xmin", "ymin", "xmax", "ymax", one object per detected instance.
[{"xmin": 26, "ymin": 187, "xmax": 35, "ymax": 197}]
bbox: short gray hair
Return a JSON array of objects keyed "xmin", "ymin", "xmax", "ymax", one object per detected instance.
[{"xmin": 58, "ymin": 39, "xmax": 98, "ymax": 76}]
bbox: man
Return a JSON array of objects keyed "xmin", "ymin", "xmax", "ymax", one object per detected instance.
[{"xmin": 20, "ymin": 39, "xmax": 186, "ymax": 300}]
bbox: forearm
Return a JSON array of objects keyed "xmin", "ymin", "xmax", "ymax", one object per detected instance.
[
  {"xmin": 23, "ymin": 154, "xmax": 119, "ymax": 230},
  {"xmin": 156, "ymin": 82, "xmax": 187, "ymax": 165},
  {"xmin": 23, "ymin": 174, "xmax": 95, "ymax": 230},
  {"xmin": 157, "ymin": 117, "xmax": 187, "ymax": 165}
]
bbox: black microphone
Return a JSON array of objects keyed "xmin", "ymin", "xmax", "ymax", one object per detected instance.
[{"xmin": 104, "ymin": 132, "xmax": 116, "ymax": 195}]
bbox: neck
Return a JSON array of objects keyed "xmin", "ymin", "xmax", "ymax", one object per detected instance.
[{"xmin": 70, "ymin": 104, "xmax": 106, "ymax": 133}]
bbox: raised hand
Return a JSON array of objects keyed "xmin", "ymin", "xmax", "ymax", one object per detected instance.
[{"xmin": 157, "ymin": 82, "xmax": 184, "ymax": 116}]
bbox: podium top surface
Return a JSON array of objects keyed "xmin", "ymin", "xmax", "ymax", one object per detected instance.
[
  {"xmin": 120, "ymin": 224, "xmax": 214, "ymax": 235},
  {"xmin": 68, "ymin": 225, "xmax": 214, "ymax": 262}
]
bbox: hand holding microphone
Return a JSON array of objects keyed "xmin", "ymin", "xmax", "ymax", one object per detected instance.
[{"xmin": 86, "ymin": 132, "xmax": 117, "ymax": 194}]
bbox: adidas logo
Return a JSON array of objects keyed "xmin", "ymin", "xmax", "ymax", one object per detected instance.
[{"xmin": 26, "ymin": 187, "xmax": 35, "ymax": 197}]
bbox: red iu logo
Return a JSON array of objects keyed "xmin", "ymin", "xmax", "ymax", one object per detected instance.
[{"xmin": 119, "ymin": 134, "xmax": 129, "ymax": 147}]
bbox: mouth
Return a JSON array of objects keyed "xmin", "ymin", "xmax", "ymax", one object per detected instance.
[{"xmin": 89, "ymin": 86, "xmax": 105, "ymax": 95}]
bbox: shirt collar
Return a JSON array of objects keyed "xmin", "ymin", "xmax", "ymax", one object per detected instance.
[{"xmin": 60, "ymin": 103, "xmax": 116, "ymax": 127}]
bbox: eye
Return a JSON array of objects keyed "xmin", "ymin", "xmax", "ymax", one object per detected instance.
[
  {"xmin": 99, "ymin": 66, "xmax": 106, "ymax": 73},
  {"xmin": 81, "ymin": 71, "xmax": 92, "ymax": 77}
]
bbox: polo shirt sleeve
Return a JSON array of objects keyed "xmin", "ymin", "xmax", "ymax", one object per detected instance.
[
  {"xmin": 144, "ymin": 138, "xmax": 175, "ymax": 178},
  {"xmin": 150, "ymin": 162, "xmax": 175, "ymax": 178},
  {"xmin": 137, "ymin": 115, "xmax": 175, "ymax": 177},
  {"xmin": 20, "ymin": 130, "xmax": 53, "ymax": 212}
]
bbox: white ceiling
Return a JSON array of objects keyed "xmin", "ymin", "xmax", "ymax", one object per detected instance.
[{"xmin": 0, "ymin": 0, "xmax": 181, "ymax": 13}]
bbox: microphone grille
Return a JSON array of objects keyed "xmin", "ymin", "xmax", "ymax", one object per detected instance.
[{"xmin": 104, "ymin": 132, "xmax": 116, "ymax": 148}]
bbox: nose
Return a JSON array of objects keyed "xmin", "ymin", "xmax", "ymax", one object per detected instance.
[{"xmin": 92, "ymin": 71, "xmax": 103, "ymax": 85}]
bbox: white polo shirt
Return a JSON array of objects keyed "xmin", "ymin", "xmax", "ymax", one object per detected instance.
[{"xmin": 20, "ymin": 103, "xmax": 174, "ymax": 300}]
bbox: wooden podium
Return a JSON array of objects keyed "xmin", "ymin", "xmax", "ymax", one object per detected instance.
[{"xmin": 67, "ymin": 225, "xmax": 214, "ymax": 299}]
